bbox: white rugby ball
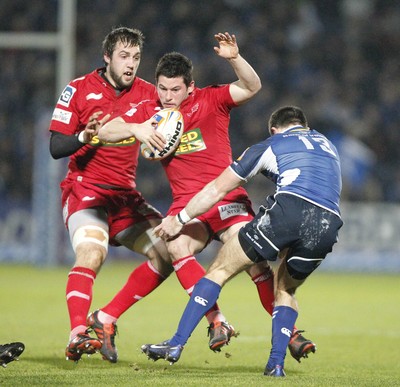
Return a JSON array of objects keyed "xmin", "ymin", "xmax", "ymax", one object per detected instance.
[{"xmin": 140, "ymin": 108, "xmax": 184, "ymax": 161}]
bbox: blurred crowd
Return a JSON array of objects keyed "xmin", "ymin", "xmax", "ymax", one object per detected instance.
[{"xmin": 0, "ymin": 0, "xmax": 399, "ymax": 210}]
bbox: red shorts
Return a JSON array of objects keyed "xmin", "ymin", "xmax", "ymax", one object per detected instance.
[
  {"xmin": 167, "ymin": 188, "xmax": 255, "ymax": 236},
  {"xmin": 61, "ymin": 179, "xmax": 162, "ymax": 245}
]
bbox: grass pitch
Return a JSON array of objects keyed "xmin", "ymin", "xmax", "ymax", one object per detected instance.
[{"xmin": 0, "ymin": 262, "xmax": 399, "ymax": 386}]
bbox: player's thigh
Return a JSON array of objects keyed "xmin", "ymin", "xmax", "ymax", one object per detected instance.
[
  {"xmin": 68, "ymin": 207, "xmax": 109, "ymax": 239},
  {"xmin": 206, "ymin": 234, "xmax": 253, "ymax": 287},
  {"xmin": 166, "ymin": 220, "xmax": 210, "ymax": 260},
  {"xmin": 217, "ymin": 221, "xmax": 248, "ymax": 244}
]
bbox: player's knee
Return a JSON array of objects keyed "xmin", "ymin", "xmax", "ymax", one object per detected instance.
[
  {"xmin": 146, "ymin": 246, "xmax": 173, "ymax": 277},
  {"xmin": 166, "ymin": 238, "xmax": 190, "ymax": 261},
  {"xmin": 286, "ymin": 256, "xmax": 322, "ymax": 280},
  {"xmin": 132, "ymin": 228, "xmax": 164, "ymax": 256}
]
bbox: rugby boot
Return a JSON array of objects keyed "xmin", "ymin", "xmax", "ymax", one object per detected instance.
[
  {"xmin": 65, "ymin": 332, "xmax": 101, "ymax": 362},
  {"xmin": 264, "ymin": 364, "xmax": 286, "ymax": 377},
  {"xmin": 141, "ymin": 340, "xmax": 184, "ymax": 365},
  {"xmin": 288, "ymin": 329, "xmax": 316, "ymax": 362},
  {"xmin": 87, "ymin": 310, "xmax": 118, "ymax": 363},
  {"xmin": 0, "ymin": 342, "xmax": 25, "ymax": 368},
  {"xmin": 207, "ymin": 321, "xmax": 237, "ymax": 352}
]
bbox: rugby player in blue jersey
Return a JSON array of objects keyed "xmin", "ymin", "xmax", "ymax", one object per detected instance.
[{"xmin": 142, "ymin": 106, "xmax": 343, "ymax": 378}]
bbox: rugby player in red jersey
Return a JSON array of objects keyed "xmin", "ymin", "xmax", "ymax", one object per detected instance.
[
  {"xmin": 98, "ymin": 32, "xmax": 316, "ymax": 362},
  {"xmin": 49, "ymin": 27, "xmax": 171, "ymax": 363}
]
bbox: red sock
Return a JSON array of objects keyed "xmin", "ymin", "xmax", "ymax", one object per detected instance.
[
  {"xmin": 102, "ymin": 261, "xmax": 165, "ymax": 318},
  {"xmin": 252, "ymin": 269, "xmax": 299, "ymax": 332},
  {"xmin": 252, "ymin": 269, "xmax": 275, "ymax": 316},
  {"xmin": 66, "ymin": 266, "xmax": 96, "ymax": 331},
  {"xmin": 173, "ymin": 255, "xmax": 220, "ymax": 315}
]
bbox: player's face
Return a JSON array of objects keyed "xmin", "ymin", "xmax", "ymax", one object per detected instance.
[
  {"xmin": 104, "ymin": 42, "xmax": 141, "ymax": 90},
  {"xmin": 156, "ymin": 76, "xmax": 194, "ymax": 109}
]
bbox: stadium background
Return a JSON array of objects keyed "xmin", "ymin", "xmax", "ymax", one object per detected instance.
[{"xmin": 0, "ymin": 0, "xmax": 399, "ymax": 271}]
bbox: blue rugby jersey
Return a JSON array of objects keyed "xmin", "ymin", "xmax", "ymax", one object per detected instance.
[{"xmin": 230, "ymin": 126, "xmax": 342, "ymax": 216}]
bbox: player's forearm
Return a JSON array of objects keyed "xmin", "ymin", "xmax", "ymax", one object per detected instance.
[
  {"xmin": 184, "ymin": 168, "xmax": 240, "ymax": 222},
  {"xmin": 229, "ymin": 54, "xmax": 261, "ymax": 98},
  {"xmin": 49, "ymin": 131, "xmax": 86, "ymax": 159},
  {"xmin": 98, "ymin": 120, "xmax": 137, "ymax": 142},
  {"xmin": 185, "ymin": 181, "xmax": 225, "ymax": 221}
]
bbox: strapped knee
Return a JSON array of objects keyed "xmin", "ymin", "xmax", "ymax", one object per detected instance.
[
  {"xmin": 133, "ymin": 228, "xmax": 162, "ymax": 255},
  {"xmin": 72, "ymin": 225, "xmax": 109, "ymax": 253}
]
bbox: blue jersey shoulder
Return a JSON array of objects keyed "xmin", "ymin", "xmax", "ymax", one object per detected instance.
[{"xmin": 231, "ymin": 127, "xmax": 341, "ymax": 215}]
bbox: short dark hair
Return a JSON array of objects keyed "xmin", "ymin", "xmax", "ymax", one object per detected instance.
[
  {"xmin": 155, "ymin": 52, "xmax": 193, "ymax": 86},
  {"xmin": 102, "ymin": 26, "xmax": 145, "ymax": 58},
  {"xmin": 268, "ymin": 106, "xmax": 308, "ymax": 129}
]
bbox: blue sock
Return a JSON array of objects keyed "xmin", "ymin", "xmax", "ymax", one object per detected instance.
[
  {"xmin": 266, "ymin": 305, "xmax": 298, "ymax": 369},
  {"xmin": 169, "ymin": 278, "xmax": 221, "ymax": 346}
]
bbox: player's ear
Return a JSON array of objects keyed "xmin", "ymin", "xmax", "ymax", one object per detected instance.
[
  {"xmin": 270, "ymin": 126, "xmax": 278, "ymax": 135},
  {"xmin": 103, "ymin": 54, "xmax": 111, "ymax": 65},
  {"xmin": 188, "ymin": 81, "xmax": 195, "ymax": 94}
]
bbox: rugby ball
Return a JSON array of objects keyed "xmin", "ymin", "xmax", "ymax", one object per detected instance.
[{"xmin": 140, "ymin": 108, "xmax": 184, "ymax": 160}]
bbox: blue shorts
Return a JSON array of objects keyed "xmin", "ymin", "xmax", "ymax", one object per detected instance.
[{"xmin": 238, "ymin": 194, "xmax": 343, "ymax": 278}]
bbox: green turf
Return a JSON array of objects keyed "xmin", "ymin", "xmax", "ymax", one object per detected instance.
[{"xmin": 0, "ymin": 262, "xmax": 399, "ymax": 386}]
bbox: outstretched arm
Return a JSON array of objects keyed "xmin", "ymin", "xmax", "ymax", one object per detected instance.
[
  {"xmin": 214, "ymin": 32, "xmax": 261, "ymax": 105},
  {"xmin": 154, "ymin": 167, "xmax": 244, "ymax": 240}
]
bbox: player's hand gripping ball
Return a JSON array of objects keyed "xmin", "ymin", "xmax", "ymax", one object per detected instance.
[{"xmin": 141, "ymin": 108, "xmax": 184, "ymax": 160}]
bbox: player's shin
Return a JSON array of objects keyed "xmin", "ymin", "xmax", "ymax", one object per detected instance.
[
  {"xmin": 251, "ymin": 267, "xmax": 275, "ymax": 315},
  {"xmin": 266, "ymin": 305, "xmax": 298, "ymax": 369},
  {"xmin": 169, "ymin": 278, "xmax": 221, "ymax": 346}
]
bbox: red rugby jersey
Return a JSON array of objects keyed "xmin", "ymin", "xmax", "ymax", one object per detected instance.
[
  {"xmin": 48, "ymin": 68, "xmax": 157, "ymax": 188},
  {"xmin": 122, "ymin": 84, "xmax": 249, "ymax": 205}
]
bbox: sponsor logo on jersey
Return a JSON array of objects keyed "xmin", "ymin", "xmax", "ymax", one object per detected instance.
[
  {"xmin": 52, "ymin": 108, "xmax": 72, "ymax": 124},
  {"xmin": 88, "ymin": 135, "xmax": 137, "ymax": 147},
  {"xmin": 58, "ymin": 85, "xmax": 76, "ymax": 107},
  {"xmin": 175, "ymin": 128, "xmax": 206, "ymax": 155},
  {"xmin": 194, "ymin": 296, "xmax": 208, "ymax": 307},
  {"xmin": 187, "ymin": 102, "xmax": 199, "ymax": 117},
  {"xmin": 218, "ymin": 202, "xmax": 248, "ymax": 220},
  {"xmin": 86, "ymin": 92, "xmax": 103, "ymax": 101}
]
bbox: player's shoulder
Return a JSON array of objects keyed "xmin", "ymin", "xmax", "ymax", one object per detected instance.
[
  {"xmin": 189, "ymin": 84, "xmax": 230, "ymax": 106},
  {"xmin": 55, "ymin": 73, "xmax": 93, "ymax": 109},
  {"xmin": 201, "ymin": 84, "xmax": 229, "ymax": 93},
  {"xmin": 62, "ymin": 69, "xmax": 101, "ymax": 101},
  {"xmin": 128, "ymin": 77, "xmax": 157, "ymax": 100},
  {"xmin": 69, "ymin": 69, "xmax": 99, "ymax": 87},
  {"xmin": 133, "ymin": 76, "xmax": 155, "ymax": 88}
]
